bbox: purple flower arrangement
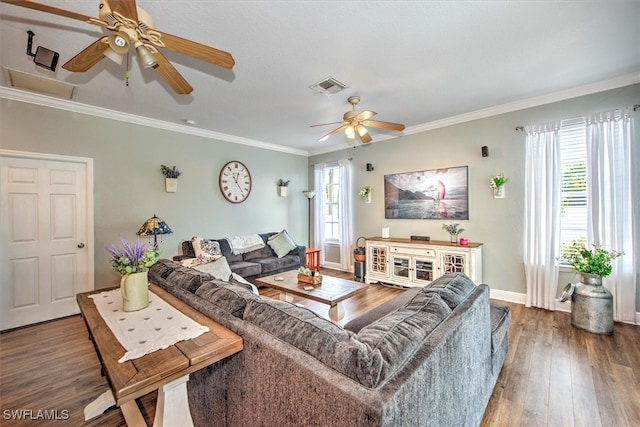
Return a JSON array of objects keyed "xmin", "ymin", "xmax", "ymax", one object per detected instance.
[{"xmin": 106, "ymin": 237, "xmax": 160, "ymax": 275}]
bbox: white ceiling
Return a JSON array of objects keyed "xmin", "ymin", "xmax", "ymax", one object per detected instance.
[{"xmin": 1, "ymin": 1, "xmax": 639, "ymax": 155}]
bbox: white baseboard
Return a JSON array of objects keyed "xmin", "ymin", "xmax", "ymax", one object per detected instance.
[{"xmin": 489, "ymin": 288, "xmax": 526, "ymax": 305}]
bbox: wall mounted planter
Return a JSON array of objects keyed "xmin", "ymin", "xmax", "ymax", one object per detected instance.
[{"xmin": 165, "ymin": 178, "xmax": 178, "ymax": 193}]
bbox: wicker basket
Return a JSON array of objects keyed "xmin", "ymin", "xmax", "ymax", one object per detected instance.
[{"xmin": 298, "ymin": 274, "xmax": 322, "ymax": 285}]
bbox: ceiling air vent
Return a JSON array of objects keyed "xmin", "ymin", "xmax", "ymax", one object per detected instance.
[
  {"xmin": 310, "ymin": 77, "xmax": 348, "ymax": 96},
  {"xmin": 3, "ymin": 67, "xmax": 78, "ymax": 100}
]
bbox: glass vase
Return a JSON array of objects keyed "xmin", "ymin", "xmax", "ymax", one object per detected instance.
[{"xmin": 449, "ymin": 233, "xmax": 459, "ymax": 244}]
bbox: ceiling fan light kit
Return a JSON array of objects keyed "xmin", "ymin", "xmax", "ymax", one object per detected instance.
[
  {"xmin": 2, "ymin": 0, "xmax": 236, "ymax": 95},
  {"xmin": 312, "ymin": 95, "xmax": 405, "ymax": 144}
]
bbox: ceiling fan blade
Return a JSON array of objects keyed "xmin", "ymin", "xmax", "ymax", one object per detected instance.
[
  {"xmin": 319, "ymin": 125, "xmax": 348, "ymax": 142},
  {"xmin": 62, "ymin": 37, "xmax": 109, "ymax": 72},
  {"xmin": 310, "ymin": 120, "xmax": 347, "ymax": 128},
  {"xmin": 357, "ymin": 127, "xmax": 373, "ymax": 144},
  {"xmin": 354, "ymin": 110, "xmax": 377, "ymax": 121},
  {"xmin": 362, "ymin": 120, "xmax": 406, "ymax": 131},
  {"xmin": 0, "ymin": 0, "xmax": 107, "ymax": 26},
  {"xmin": 158, "ymin": 31, "xmax": 235, "ymax": 69},
  {"xmin": 109, "ymin": 0, "xmax": 139, "ymax": 22},
  {"xmin": 152, "ymin": 50, "xmax": 194, "ymax": 94}
]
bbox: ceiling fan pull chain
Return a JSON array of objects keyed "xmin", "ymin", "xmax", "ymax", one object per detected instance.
[{"xmin": 125, "ymin": 52, "xmax": 130, "ymax": 87}]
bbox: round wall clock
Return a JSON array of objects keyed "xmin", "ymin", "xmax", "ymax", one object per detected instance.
[{"xmin": 219, "ymin": 160, "xmax": 252, "ymax": 203}]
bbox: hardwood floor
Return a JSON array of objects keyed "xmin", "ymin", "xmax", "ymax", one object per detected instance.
[{"xmin": 1, "ymin": 269, "xmax": 639, "ymax": 426}]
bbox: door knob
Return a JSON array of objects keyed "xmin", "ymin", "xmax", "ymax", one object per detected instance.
[{"xmin": 77, "ymin": 243, "xmax": 85, "ymax": 248}]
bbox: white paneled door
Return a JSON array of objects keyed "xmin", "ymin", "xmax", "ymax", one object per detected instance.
[{"xmin": 0, "ymin": 151, "xmax": 93, "ymax": 330}]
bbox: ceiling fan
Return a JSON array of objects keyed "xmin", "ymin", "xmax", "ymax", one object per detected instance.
[
  {"xmin": 1, "ymin": 0, "xmax": 235, "ymax": 94},
  {"xmin": 311, "ymin": 96, "xmax": 405, "ymax": 144}
]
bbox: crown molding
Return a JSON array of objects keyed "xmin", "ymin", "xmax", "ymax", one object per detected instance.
[
  {"xmin": 0, "ymin": 86, "xmax": 309, "ymax": 157},
  {"xmin": 3, "ymin": 72, "xmax": 638, "ymax": 159},
  {"xmin": 308, "ymin": 73, "xmax": 640, "ymax": 156}
]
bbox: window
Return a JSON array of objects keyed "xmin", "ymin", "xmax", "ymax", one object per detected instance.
[
  {"xmin": 323, "ymin": 164, "xmax": 340, "ymax": 242},
  {"xmin": 559, "ymin": 118, "xmax": 587, "ymax": 261}
]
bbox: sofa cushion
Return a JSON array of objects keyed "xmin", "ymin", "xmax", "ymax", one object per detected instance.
[
  {"xmin": 357, "ymin": 292, "xmax": 452, "ymax": 381},
  {"xmin": 267, "ymin": 229, "xmax": 298, "ymax": 258},
  {"xmin": 180, "ymin": 241, "xmax": 196, "ymax": 258},
  {"xmin": 253, "ymin": 254, "xmax": 301, "ymax": 275},
  {"xmin": 195, "ymin": 280, "xmax": 259, "ymax": 318},
  {"xmin": 490, "ymin": 302, "xmax": 511, "ymax": 355},
  {"xmin": 243, "ymin": 244, "xmax": 276, "ymax": 261},
  {"xmin": 191, "ymin": 256, "xmax": 233, "ymax": 281},
  {"xmin": 244, "ymin": 298, "xmax": 384, "ymax": 387},
  {"xmin": 165, "ymin": 266, "xmax": 212, "ymax": 293},
  {"xmin": 228, "ymin": 261, "xmax": 262, "ymax": 278},
  {"xmin": 344, "ymin": 287, "xmax": 421, "ymax": 333},
  {"xmin": 148, "ymin": 259, "xmax": 179, "ymax": 283},
  {"xmin": 216, "ymin": 239, "xmax": 243, "ymax": 263},
  {"xmin": 191, "ymin": 236, "xmax": 223, "ymax": 259},
  {"xmin": 422, "ymin": 272, "xmax": 476, "ymax": 309}
]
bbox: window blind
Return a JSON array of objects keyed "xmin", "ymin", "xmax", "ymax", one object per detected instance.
[{"xmin": 559, "ymin": 118, "xmax": 587, "ymax": 260}]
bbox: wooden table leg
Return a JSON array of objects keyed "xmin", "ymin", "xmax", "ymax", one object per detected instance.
[
  {"xmin": 153, "ymin": 375, "xmax": 194, "ymax": 427},
  {"xmin": 84, "ymin": 389, "xmax": 116, "ymax": 421},
  {"xmin": 328, "ymin": 302, "xmax": 345, "ymax": 322},
  {"xmin": 279, "ymin": 292, "xmax": 294, "ymax": 302}
]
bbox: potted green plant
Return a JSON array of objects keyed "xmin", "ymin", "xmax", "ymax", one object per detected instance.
[
  {"xmin": 490, "ymin": 173, "xmax": 509, "ymax": 198},
  {"xmin": 277, "ymin": 179, "xmax": 290, "ymax": 197},
  {"xmin": 161, "ymin": 165, "xmax": 182, "ymax": 192},
  {"xmin": 359, "ymin": 185, "xmax": 371, "ymax": 203},
  {"xmin": 106, "ymin": 238, "xmax": 160, "ymax": 311},
  {"xmin": 562, "ymin": 241, "xmax": 624, "ymax": 285}
]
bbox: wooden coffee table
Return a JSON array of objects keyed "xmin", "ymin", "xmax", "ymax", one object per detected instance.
[
  {"xmin": 255, "ymin": 270, "xmax": 367, "ymax": 321},
  {"xmin": 77, "ymin": 284, "xmax": 243, "ymax": 427}
]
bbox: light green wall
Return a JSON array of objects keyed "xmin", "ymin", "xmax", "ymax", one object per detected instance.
[
  {"xmin": 0, "ymin": 99, "xmax": 308, "ymax": 289},
  {"xmin": 309, "ymin": 84, "xmax": 640, "ymax": 311}
]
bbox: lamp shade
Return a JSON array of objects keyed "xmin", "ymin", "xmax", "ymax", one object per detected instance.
[{"xmin": 137, "ymin": 214, "xmax": 172, "ymax": 243}]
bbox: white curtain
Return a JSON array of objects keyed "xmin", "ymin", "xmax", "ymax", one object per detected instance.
[
  {"xmin": 313, "ymin": 164, "xmax": 325, "ymax": 257},
  {"xmin": 312, "ymin": 161, "xmax": 353, "ymax": 271},
  {"xmin": 524, "ymin": 121, "xmax": 561, "ymax": 310},
  {"xmin": 337, "ymin": 159, "xmax": 353, "ymax": 271},
  {"xmin": 585, "ymin": 107, "xmax": 636, "ymax": 323}
]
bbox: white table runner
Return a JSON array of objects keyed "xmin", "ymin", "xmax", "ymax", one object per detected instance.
[{"xmin": 89, "ymin": 289, "xmax": 209, "ymax": 363}]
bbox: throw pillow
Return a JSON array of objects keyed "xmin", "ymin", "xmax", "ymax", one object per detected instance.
[
  {"xmin": 267, "ymin": 229, "xmax": 297, "ymax": 258},
  {"xmin": 422, "ymin": 272, "xmax": 476, "ymax": 309},
  {"xmin": 357, "ymin": 292, "xmax": 452, "ymax": 381},
  {"xmin": 191, "ymin": 236, "xmax": 222, "ymax": 260},
  {"xmin": 243, "ymin": 298, "xmax": 384, "ymax": 387},
  {"xmin": 195, "ymin": 280, "xmax": 259, "ymax": 318},
  {"xmin": 191, "ymin": 256, "xmax": 233, "ymax": 281}
]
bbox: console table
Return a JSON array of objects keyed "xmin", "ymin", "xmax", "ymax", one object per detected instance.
[
  {"xmin": 365, "ymin": 237, "xmax": 483, "ymax": 287},
  {"xmin": 77, "ymin": 284, "xmax": 243, "ymax": 427}
]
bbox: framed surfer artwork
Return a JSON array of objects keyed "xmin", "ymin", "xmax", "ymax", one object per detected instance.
[{"xmin": 384, "ymin": 166, "xmax": 469, "ymax": 220}]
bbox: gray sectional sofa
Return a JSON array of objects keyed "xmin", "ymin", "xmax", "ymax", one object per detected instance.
[
  {"xmin": 173, "ymin": 232, "xmax": 306, "ymax": 281},
  {"xmin": 149, "ymin": 259, "xmax": 511, "ymax": 427}
]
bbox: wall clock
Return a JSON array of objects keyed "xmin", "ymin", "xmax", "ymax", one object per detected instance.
[{"xmin": 219, "ymin": 160, "xmax": 252, "ymax": 203}]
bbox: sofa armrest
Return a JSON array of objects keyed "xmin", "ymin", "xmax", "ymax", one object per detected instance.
[{"xmin": 296, "ymin": 245, "xmax": 306, "ymax": 267}]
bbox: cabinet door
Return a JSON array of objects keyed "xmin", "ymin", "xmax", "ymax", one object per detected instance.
[
  {"xmin": 440, "ymin": 251, "xmax": 468, "ymax": 275},
  {"xmin": 413, "ymin": 258, "xmax": 435, "ymax": 284},
  {"xmin": 391, "ymin": 255, "xmax": 410, "ymax": 280},
  {"xmin": 368, "ymin": 244, "xmax": 389, "ymax": 277}
]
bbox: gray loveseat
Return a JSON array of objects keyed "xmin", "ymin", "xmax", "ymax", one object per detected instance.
[
  {"xmin": 149, "ymin": 259, "xmax": 511, "ymax": 427},
  {"xmin": 173, "ymin": 232, "xmax": 306, "ymax": 281}
]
